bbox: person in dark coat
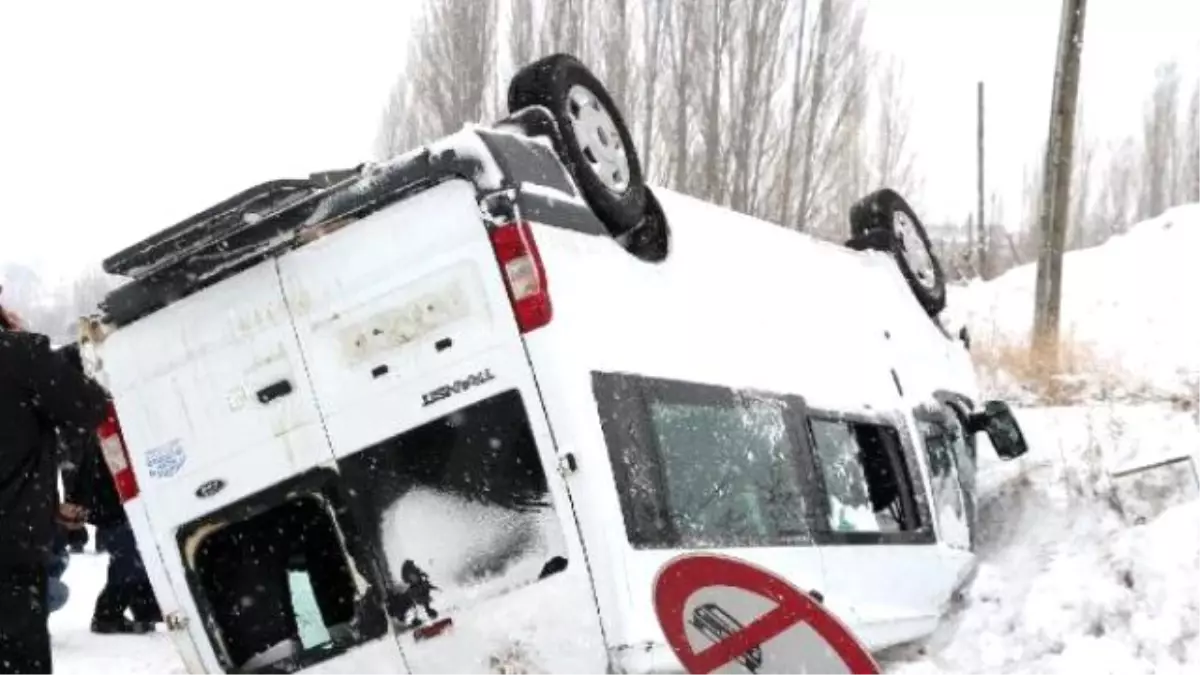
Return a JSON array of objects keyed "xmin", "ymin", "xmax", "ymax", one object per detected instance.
[
  {"xmin": 54, "ymin": 342, "xmax": 163, "ymax": 634},
  {"xmin": 0, "ymin": 299, "xmax": 108, "ymax": 674},
  {"xmin": 58, "ymin": 439, "xmax": 90, "ymax": 554},
  {"xmin": 69, "ymin": 420, "xmax": 163, "ymax": 634}
]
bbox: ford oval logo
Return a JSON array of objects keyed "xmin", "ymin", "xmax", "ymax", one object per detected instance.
[{"xmin": 195, "ymin": 479, "xmax": 226, "ymax": 499}]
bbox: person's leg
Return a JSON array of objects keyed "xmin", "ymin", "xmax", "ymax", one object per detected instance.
[
  {"xmin": 0, "ymin": 565, "xmax": 52, "ymax": 674},
  {"xmin": 91, "ymin": 526, "xmax": 146, "ymax": 634},
  {"xmin": 47, "ymin": 577, "xmax": 70, "ymax": 615},
  {"xmin": 92, "ymin": 552, "xmax": 127, "ymax": 625},
  {"xmin": 126, "ymin": 540, "xmax": 162, "ymax": 625},
  {"xmin": 66, "ymin": 526, "xmax": 89, "ymax": 554}
]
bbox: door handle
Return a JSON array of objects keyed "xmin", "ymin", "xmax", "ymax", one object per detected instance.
[{"xmin": 256, "ymin": 379, "xmax": 293, "ymax": 404}]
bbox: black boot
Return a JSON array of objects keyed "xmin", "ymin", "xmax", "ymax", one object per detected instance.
[{"xmin": 90, "ymin": 616, "xmax": 153, "ymax": 635}]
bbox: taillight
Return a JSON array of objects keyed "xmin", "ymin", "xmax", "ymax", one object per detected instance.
[
  {"xmin": 490, "ymin": 221, "xmax": 552, "ymax": 333},
  {"xmin": 97, "ymin": 401, "xmax": 140, "ymax": 503}
]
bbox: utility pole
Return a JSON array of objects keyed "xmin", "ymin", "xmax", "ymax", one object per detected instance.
[
  {"xmin": 977, "ymin": 81, "xmax": 987, "ymax": 279},
  {"xmin": 1032, "ymin": 0, "xmax": 1088, "ymax": 358}
]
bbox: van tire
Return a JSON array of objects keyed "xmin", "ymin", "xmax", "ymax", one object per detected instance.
[
  {"xmin": 507, "ymin": 53, "xmax": 647, "ymax": 237},
  {"xmin": 846, "ymin": 189, "xmax": 947, "ymax": 317}
]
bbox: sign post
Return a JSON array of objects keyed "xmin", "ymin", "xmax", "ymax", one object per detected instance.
[{"xmin": 653, "ymin": 554, "xmax": 880, "ymax": 674}]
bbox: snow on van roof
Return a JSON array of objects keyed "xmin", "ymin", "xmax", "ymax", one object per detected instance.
[
  {"xmin": 534, "ymin": 185, "xmax": 977, "ymax": 414},
  {"xmin": 303, "ymin": 126, "xmax": 507, "ymax": 228}
]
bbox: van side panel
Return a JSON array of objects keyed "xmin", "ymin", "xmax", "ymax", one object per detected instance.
[{"xmin": 524, "ymin": 187, "xmax": 981, "ymax": 665}]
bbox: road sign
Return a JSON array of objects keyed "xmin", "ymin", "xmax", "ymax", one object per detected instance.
[{"xmin": 653, "ymin": 554, "xmax": 880, "ymax": 674}]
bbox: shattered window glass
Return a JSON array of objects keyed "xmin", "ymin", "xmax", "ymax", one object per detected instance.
[
  {"xmin": 918, "ymin": 410, "xmax": 973, "ymax": 537},
  {"xmin": 809, "ymin": 419, "xmax": 882, "ymax": 533},
  {"xmin": 336, "ymin": 388, "xmax": 569, "ymax": 633},
  {"xmin": 808, "ymin": 418, "xmax": 917, "ymax": 534},
  {"xmin": 646, "ymin": 396, "xmax": 810, "ymax": 547}
]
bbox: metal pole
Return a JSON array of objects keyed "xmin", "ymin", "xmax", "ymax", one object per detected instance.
[{"xmin": 1032, "ymin": 0, "xmax": 1088, "ymax": 356}]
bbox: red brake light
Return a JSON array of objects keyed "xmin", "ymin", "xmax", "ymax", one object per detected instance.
[
  {"xmin": 97, "ymin": 401, "xmax": 140, "ymax": 503},
  {"xmin": 490, "ymin": 221, "xmax": 552, "ymax": 333}
]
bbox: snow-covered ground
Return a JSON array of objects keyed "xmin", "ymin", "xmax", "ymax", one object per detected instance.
[
  {"xmin": 947, "ymin": 203, "xmax": 1200, "ymax": 400},
  {"xmin": 881, "ymin": 405, "xmax": 1200, "ymax": 674},
  {"xmin": 882, "ymin": 203, "xmax": 1200, "ymax": 673},
  {"xmin": 52, "ymin": 204, "xmax": 1200, "ymax": 673},
  {"xmin": 51, "ymin": 553, "xmax": 184, "ymax": 674}
]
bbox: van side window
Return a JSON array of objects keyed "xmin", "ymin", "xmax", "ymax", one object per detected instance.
[
  {"xmin": 594, "ymin": 372, "xmax": 811, "ymax": 549},
  {"xmin": 808, "ymin": 418, "xmax": 921, "ymax": 535}
]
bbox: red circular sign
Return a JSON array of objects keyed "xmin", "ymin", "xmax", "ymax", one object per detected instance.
[{"xmin": 653, "ymin": 554, "xmax": 880, "ymax": 674}]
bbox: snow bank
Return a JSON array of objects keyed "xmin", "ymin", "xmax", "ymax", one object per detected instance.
[
  {"xmin": 947, "ymin": 203, "xmax": 1200, "ymax": 398},
  {"xmin": 883, "ymin": 406, "xmax": 1200, "ymax": 674}
]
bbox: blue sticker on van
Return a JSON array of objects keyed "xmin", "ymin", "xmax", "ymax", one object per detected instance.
[{"xmin": 146, "ymin": 439, "xmax": 186, "ymax": 479}]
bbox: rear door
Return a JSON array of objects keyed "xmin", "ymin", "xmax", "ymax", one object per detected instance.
[
  {"xmin": 276, "ymin": 179, "xmax": 609, "ymax": 673},
  {"xmin": 101, "ymin": 260, "xmax": 407, "ymax": 673}
]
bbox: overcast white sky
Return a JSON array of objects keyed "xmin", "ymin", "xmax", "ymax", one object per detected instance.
[{"xmin": 2, "ymin": 0, "xmax": 1198, "ymax": 283}]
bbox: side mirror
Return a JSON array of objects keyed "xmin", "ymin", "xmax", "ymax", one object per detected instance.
[{"xmin": 969, "ymin": 400, "xmax": 1029, "ymax": 460}]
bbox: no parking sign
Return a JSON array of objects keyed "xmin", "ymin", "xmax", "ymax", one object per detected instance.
[{"xmin": 653, "ymin": 554, "xmax": 880, "ymax": 674}]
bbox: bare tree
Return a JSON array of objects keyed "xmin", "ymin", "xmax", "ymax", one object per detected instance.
[
  {"xmin": 777, "ymin": 0, "xmax": 810, "ymax": 228},
  {"xmin": 509, "ymin": 0, "xmax": 541, "ymax": 72},
  {"xmin": 376, "ymin": 75, "xmax": 417, "ymax": 159},
  {"xmin": 871, "ymin": 56, "xmax": 917, "ymax": 196},
  {"xmin": 544, "ymin": 0, "xmax": 589, "ymax": 62},
  {"xmin": 1068, "ymin": 101, "xmax": 1096, "ymax": 250},
  {"xmin": 1140, "ymin": 61, "xmax": 1181, "ymax": 219},
  {"xmin": 664, "ymin": 0, "xmax": 698, "ymax": 193},
  {"xmin": 795, "ymin": 0, "xmax": 833, "ymax": 231},
  {"xmin": 378, "ymin": 0, "xmax": 893, "ymax": 248},
  {"xmin": 795, "ymin": 0, "xmax": 869, "ymax": 235},
  {"xmin": 377, "ymin": 0, "xmax": 498, "ymax": 159},
  {"xmin": 727, "ymin": 0, "xmax": 789, "ymax": 215},
  {"xmin": 1094, "ymin": 137, "xmax": 1139, "ymax": 237},
  {"xmin": 638, "ymin": 0, "xmax": 669, "ymax": 180},
  {"xmin": 1186, "ymin": 80, "xmax": 1200, "ymax": 203}
]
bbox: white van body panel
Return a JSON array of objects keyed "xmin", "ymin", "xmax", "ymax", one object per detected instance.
[
  {"xmin": 89, "ymin": 124, "xmax": 998, "ymax": 673},
  {"xmin": 523, "ymin": 187, "xmax": 981, "ymax": 659},
  {"xmin": 123, "ymin": 498, "xmax": 207, "ymax": 674}
]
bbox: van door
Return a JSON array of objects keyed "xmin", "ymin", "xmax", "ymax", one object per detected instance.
[
  {"xmin": 99, "ymin": 260, "xmax": 408, "ymax": 674},
  {"xmin": 276, "ymin": 179, "xmax": 609, "ymax": 673},
  {"xmin": 913, "ymin": 406, "xmax": 973, "ymax": 553},
  {"xmin": 802, "ymin": 411, "xmax": 945, "ymax": 649}
]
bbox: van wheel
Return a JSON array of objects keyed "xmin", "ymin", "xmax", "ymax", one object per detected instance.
[
  {"xmin": 846, "ymin": 189, "xmax": 947, "ymax": 317},
  {"xmin": 507, "ymin": 54, "xmax": 647, "ymax": 237}
]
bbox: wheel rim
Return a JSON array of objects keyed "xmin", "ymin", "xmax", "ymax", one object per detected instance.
[
  {"xmin": 893, "ymin": 211, "xmax": 938, "ymax": 289},
  {"xmin": 565, "ymin": 84, "xmax": 630, "ymax": 194}
]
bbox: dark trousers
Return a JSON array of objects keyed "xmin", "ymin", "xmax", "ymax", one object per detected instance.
[
  {"xmin": 93, "ymin": 524, "xmax": 161, "ymax": 623},
  {"xmin": 0, "ymin": 565, "xmax": 52, "ymax": 674}
]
